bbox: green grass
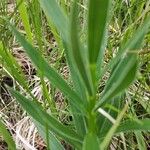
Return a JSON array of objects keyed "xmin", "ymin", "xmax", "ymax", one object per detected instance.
[{"xmin": 0, "ymin": 0, "xmax": 150, "ymax": 149}]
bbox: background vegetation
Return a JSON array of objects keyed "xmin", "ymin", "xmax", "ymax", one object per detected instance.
[{"xmin": 0, "ymin": 0, "xmax": 150, "ymax": 149}]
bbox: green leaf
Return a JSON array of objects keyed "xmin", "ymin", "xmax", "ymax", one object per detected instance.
[
  {"xmin": 37, "ymin": 0, "xmax": 87, "ymax": 98},
  {"xmin": 12, "ymin": 0, "xmax": 87, "ymax": 137},
  {"xmin": 135, "ymin": 131, "xmax": 147, "ymax": 150},
  {"xmin": 63, "ymin": 2, "xmax": 88, "ymax": 137},
  {"xmin": 9, "ymin": 88, "xmax": 83, "ymax": 149},
  {"xmin": 100, "ymin": 17, "xmax": 150, "ymax": 80},
  {"xmin": 70, "ymin": 1, "xmax": 93, "ymax": 95},
  {"xmin": 34, "ymin": 120, "xmax": 65, "ymax": 150},
  {"xmin": 11, "ymin": 2, "xmax": 88, "ymax": 135},
  {"xmin": 88, "ymin": 0, "xmax": 111, "ymax": 64},
  {"xmin": 0, "ymin": 119, "xmax": 16, "ymax": 150},
  {"xmin": 88, "ymin": 0, "xmax": 111, "ymax": 89},
  {"xmin": 104, "ymin": 54, "xmax": 137, "ymax": 94},
  {"xmin": 29, "ymin": 0, "xmax": 44, "ymax": 52},
  {"xmin": 16, "ymin": 0, "xmax": 33, "ymax": 43},
  {"xmin": 0, "ymin": 42, "xmax": 32, "ymax": 97},
  {"xmin": 96, "ymin": 30, "xmax": 108, "ymax": 82},
  {"xmin": 9, "ymin": 24, "xmax": 85, "ymax": 113},
  {"xmin": 116, "ymin": 118, "xmax": 150, "ymax": 133},
  {"xmin": 38, "ymin": 0, "xmax": 69, "ymax": 42},
  {"xmin": 82, "ymin": 133, "xmax": 99, "ymax": 150},
  {"xmin": 95, "ymin": 53, "xmax": 138, "ymax": 109},
  {"xmin": 38, "ymin": 0, "xmax": 85, "ymax": 96}
]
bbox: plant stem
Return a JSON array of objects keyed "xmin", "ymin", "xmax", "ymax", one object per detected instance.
[{"xmin": 87, "ymin": 96, "xmax": 97, "ymax": 133}]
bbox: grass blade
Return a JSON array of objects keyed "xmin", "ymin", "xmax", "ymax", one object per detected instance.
[
  {"xmin": 0, "ymin": 119, "xmax": 16, "ymax": 150},
  {"xmin": 96, "ymin": 17, "xmax": 150, "ymax": 107},
  {"xmin": 38, "ymin": 0, "xmax": 87, "ymax": 101},
  {"xmin": 65, "ymin": 3, "xmax": 89, "ymax": 136},
  {"xmin": 29, "ymin": 0, "xmax": 43, "ymax": 51},
  {"xmin": 9, "ymin": 88, "xmax": 83, "ymax": 149}
]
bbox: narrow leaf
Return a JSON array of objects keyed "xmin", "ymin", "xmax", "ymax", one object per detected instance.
[
  {"xmin": 135, "ymin": 131, "xmax": 147, "ymax": 150},
  {"xmin": 95, "ymin": 53, "xmax": 138, "ymax": 109},
  {"xmin": 88, "ymin": 0, "xmax": 111, "ymax": 89},
  {"xmin": 100, "ymin": 17, "xmax": 150, "ymax": 80},
  {"xmin": 0, "ymin": 119, "xmax": 16, "ymax": 150},
  {"xmin": 0, "ymin": 42, "xmax": 32, "ymax": 96},
  {"xmin": 16, "ymin": 0, "xmax": 32, "ymax": 43},
  {"xmin": 38, "ymin": 0, "xmax": 69, "ymax": 42},
  {"xmin": 9, "ymin": 88, "xmax": 83, "ymax": 149},
  {"xmin": 88, "ymin": 0, "xmax": 111, "ymax": 64},
  {"xmin": 9, "ymin": 20, "xmax": 87, "ymax": 137},
  {"xmin": 70, "ymin": 1, "xmax": 93, "ymax": 95},
  {"xmin": 38, "ymin": 0, "xmax": 84, "ymax": 95},
  {"xmin": 13, "ymin": 0, "xmax": 87, "ymax": 137},
  {"xmin": 37, "ymin": 0, "xmax": 88, "ymax": 105},
  {"xmin": 9, "ymin": 24, "xmax": 85, "ymax": 113}
]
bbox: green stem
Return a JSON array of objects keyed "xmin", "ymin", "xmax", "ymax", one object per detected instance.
[
  {"xmin": 86, "ymin": 62, "xmax": 97, "ymax": 133},
  {"xmin": 87, "ymin": 96, "xmax": 97, "ymax": 133}
]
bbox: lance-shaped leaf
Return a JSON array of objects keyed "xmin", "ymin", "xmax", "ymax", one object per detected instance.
[
  {"xmin": 38, "ymin": 0, "xmax": 69, "ymax": 42},
  {"xmin": 96, "ymin": 18, "xmax": 150, "ymax": 109},
  {"xmin": 88, "ymin": 0, "xmax": 111, "ymax": 89},
  {"xmin": 35, "ymin": 0, "xmax": 88, "ymax": 136},
  {"xmin": 38, "ymin": 0, "xmax": 87, "ymax": 103},
  {"xmin": 95, "ymin": 53, "xmax": 138, "ymax": 109},
  {"xmin": 9, "ymin": 88, "xmax": 83, "ymax": 149},
  {"xmin": 9, "ymin": 24, "xmax": 85, "ymax": 113},
  {"xmin": 100, "ymin": 17, "xmax": 150, "ymax": 80},
  {"xmin": 70, "ymin": 1, "xmax": 93, "ymax": 95},
  {"xmin": 37, "ymin": 0, "xmax": 85, "ymax": 95},
  {"xmin": 16, "ymin": 0, "xmax": 32, "ymax": 43},
  {"xmin": 88, "ymin": 0, "xmax": 110, "ymax": 63}
]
